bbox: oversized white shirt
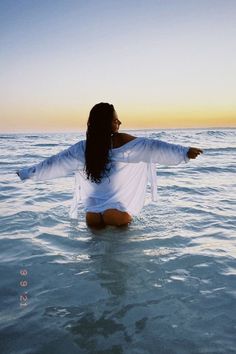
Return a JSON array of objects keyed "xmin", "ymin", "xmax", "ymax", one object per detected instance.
[{"xmin": 17, "ymin": 137, "xmax": 190, "ymax": 218}]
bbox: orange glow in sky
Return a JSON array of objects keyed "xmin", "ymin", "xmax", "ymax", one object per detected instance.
[{"xmin": 1, "ymin": 1, "xmax": 235, "ymax": 132}]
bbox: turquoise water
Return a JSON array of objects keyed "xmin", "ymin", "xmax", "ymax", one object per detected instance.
[{"xmin": 0, "ymin": 129, "xmax": 236, "ymax": 354}]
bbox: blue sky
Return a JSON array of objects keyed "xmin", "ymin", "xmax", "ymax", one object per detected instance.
[{"xmin": 1, "ymin": 0, "xmax": 236, "ymax": 132}]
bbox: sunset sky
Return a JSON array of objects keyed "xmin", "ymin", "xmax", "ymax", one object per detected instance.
[{"xmin": 1, "ymin": 0, "xmax": 236, "ymax": 132}]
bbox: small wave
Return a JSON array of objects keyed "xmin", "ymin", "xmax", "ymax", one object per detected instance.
[
  {"xmin": 148, "ymin": 131, "xmax": 167, "ymax": 138},
  {"xmin": 206, "ymin": 130, "xmax": 227, "ymax": 137},
  {"xmin": 24, "ymin": 135, "xmax": 41, "ymax": 138},
  {"xmin": 192, "ymin": 165, "xmax": 236, "ymax": 174},
  {"xmin": 195, "ymin": 129, "xmax": 235, "ymax": 138},
  {"xmin": 34, "ymin": 143, "xmax": 59, "ymax": 147},
  {"xmin": 204, "ymin": 147, "xmax": 236, "ymax": 153},
  {"xmin": 207, "ymin": 130, "xmax": 226, "ymax": 136},
  {"xmin": 0, "ymin": 135, "xmax": 16, "ymax": 140},
  {"xmin": 12, "ymin": 154, "xmax": 43, "ymax": 162}
]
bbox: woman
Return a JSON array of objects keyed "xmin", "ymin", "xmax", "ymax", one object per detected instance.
[{"xmin": 17, "ymin": 102, "xmax": 203, "ymax": 229}]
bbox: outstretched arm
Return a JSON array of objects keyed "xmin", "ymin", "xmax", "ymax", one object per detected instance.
[
  {"xmin": 147, "ymin": 139, "xmax": 203, "ymax": 165},
  {"xmin": 123, "ymin": 138, "xmax": 203, "ymax": 165},
  {"xmin": 16, "ymin": 140, "xmax": 85, "ymax": 181}
]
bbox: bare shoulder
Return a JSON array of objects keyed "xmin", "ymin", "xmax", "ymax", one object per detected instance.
[
  {"xmin": 112, "ymin": 132, "xmax": 137, "ymax": 148},
  {"xmin": 118, "ymin": 132, "xmax": 137, "ymax": 143}
]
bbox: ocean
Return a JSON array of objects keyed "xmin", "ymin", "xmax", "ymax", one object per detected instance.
[{"xmin": 0, "ymin": 128, "xmax": 235, "ymax": 354}]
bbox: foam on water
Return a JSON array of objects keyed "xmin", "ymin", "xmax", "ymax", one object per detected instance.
[{"xmin": 0, "ymin": 128, "xmax": 236, "ymax": 354}]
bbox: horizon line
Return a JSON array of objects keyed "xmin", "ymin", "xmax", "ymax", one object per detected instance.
[{"xmin": 1, "ymin": 126, "xmax": 236, "ymax": 135}]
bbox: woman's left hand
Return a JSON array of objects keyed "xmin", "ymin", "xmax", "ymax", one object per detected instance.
[{"xmin": 187, "ymin": 147, "xmax": 203, "ymax": 159}]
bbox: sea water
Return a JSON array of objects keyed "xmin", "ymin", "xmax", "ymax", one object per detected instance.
[{"xmin": 0, "ymin": 128, "xmax": 235, "ymax": 354}]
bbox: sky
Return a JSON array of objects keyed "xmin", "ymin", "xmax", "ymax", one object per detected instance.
[{"xmin": 1, "ymin": 0, "xmax": 236, "ymax": 132}]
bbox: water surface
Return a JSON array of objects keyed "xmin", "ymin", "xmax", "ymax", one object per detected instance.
[{"xmin": 0, "ymin": 129, "xmax": 236, "ymax": 354}]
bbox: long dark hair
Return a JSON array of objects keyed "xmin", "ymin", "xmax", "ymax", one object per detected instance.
[{"xmin": 84, "ymin": 102, "xmax": 114, "ymax": 183}]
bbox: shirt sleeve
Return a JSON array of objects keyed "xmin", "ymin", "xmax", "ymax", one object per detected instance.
[
  {"xmin": 127, "ymin": 138, "xmax": 190, "ymax": 165},
  {"xmin": 16, "ymin": 140, "xmax": 85, "ymax": 181}
]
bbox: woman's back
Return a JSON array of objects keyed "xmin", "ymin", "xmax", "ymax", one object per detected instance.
[{"xmin": 76, "ymin": 139, "xmax": 149, "ymax": 216}]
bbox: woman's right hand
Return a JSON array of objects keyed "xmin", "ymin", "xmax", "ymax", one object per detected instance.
[{"xmin": 187, "ymin": 147, "xmax": 203, "ymax": 159}]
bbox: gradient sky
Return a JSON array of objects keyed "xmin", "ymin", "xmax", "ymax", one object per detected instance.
[{"xmin": 1, "ymin": 0, "xmax": 236, "ymax": 132}]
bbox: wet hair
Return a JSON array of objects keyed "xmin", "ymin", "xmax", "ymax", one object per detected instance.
[{"xmin": 84, "ymin": 102, "xmax": 115, "ymax": 183}]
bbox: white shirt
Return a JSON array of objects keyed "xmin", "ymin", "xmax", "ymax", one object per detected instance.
[{"xmin": 17, "ymin": 137, "xmax": 190, "ymax": 218}]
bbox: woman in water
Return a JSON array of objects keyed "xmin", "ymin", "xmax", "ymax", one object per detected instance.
[{"xmin": 17, "ymin": 102, "xmax": 203, "ymax": 229}]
